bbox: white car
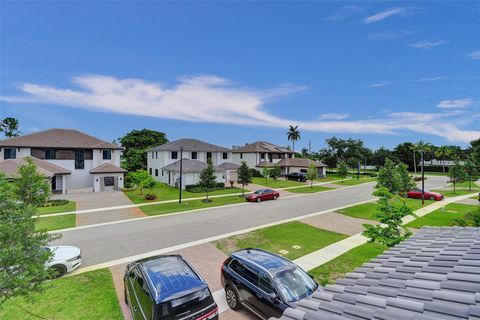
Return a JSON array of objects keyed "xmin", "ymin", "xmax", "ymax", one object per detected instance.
[{"xmin": 45, "ymin": 246, "xmax": 81, "ymax": 277}]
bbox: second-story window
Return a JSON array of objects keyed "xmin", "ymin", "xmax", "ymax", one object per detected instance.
[
  {"xmin": 260, "ymin": 153, "xmax": 265, "ymax": 160},
  {"xmin": 223, "ymin": 152, "xmax": 228, "ymax": 159},
  {"xmin": 3, "ymin": 148, "xmax": 16, "ymax": 159},
  {"xmin": 207, "ymin": 152, "xmax": 212, "ymax": 161},
  {"xmin": 171, "ymin": 151, "xmax": 178, "ymax": 159},
  {"xmin": 103, "ymin": 150, "xmax": 112, "ymax": 160},
  {"xmin": 45, "ymin": 149, "xmax": 56, "ymax": 160},
  {"xmin": 191, "ymin": 152, "xmax": 197, "ymax": 159},
  {"xmin": 75, "ymin": 150, "xmax": 85, "ymax": 170},
  {"xmin": 240, "ymin": 153, "xmax": 243, "ymax": 159}
]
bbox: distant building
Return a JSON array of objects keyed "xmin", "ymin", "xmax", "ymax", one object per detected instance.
[{"xmin": 232, "ymin": 141, "xmax": 295, "ymax": 168}]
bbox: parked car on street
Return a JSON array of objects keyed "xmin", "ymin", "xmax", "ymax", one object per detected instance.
[
  {"xmin": 45, "ymin": 245, "xmax": 82, "ymax": 278},
  {"xmin": 124, "ymin": 255, "xmax": 218, "ymax": 320},
  {"xmin": 221, "ymin": 248, "xmax": 318, "ymax": 319},
  {"xmin": 246, "ymin": 189, "xmax": 280, "ymax": 202},
  {"xmin": 407, "ymin": 188, "xmax": 444, "ymax": 201},
  {"xmin": 285, "ymin": 172, "xmax": 307, "ymax": 182}
]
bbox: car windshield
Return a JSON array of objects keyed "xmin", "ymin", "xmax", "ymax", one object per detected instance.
[
  {"xmin": 254, "ymin": 190, "xmax": 264, "ymax": 194},
  {"xmin": 274, "ymin": 267, "xmax": 317, "ymax": 302}
]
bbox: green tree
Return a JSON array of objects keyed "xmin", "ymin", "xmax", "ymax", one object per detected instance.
[
  {"xmin": 286, "ymin": 125, "xmax": 300, "ymax": 152},
  {"xmin": 119, "ymin": 129, "xmax": 168, "ymax": 171},
  {"xmin": 470, "ymin": 138, "xmax": 480, "ymax": 167},
  {"xmin": 397, "ymin": 162, "xmax": 416, "ymax": 196},
  {"xmin": 0, "ymin": 117, "xmax": 20, "ymax": 137},
  {"xmin": 0, "ymin": 167, "xmax": 59, "ymax": 308},
  {"xmin": 237, "ymin": 162, "xmax": 252, "ymax": 196},
  {"xmin": 448, "ymin": 160, "xmax": 466, "ymax": 194},
  {"xmin": 15, "ymin": 158, "xmax": 51, "ymax": 207},
  {"xmin": 270, "ymin": 164, "xmax": 281, "ymax": 180},
  {"xmin": 435, "ymin": 145, "xmax": 453, "ymax": 173},
  {"xmin": 371, "ymin": 147, "xmax": 394, "ymax": 169},
  {"xmin": 375, "ymin": 158, "xmax": 401, "ymax": 194},
  {"xmin": 362, "ymin": 187, "xmax": 414, "ymax": 247},
  {"xmin": 464, "ymin": 158, "xmax": 479, "ymax": 191},
  {"xmin": 129, "ymin": 170, "xmax": 156, "ymax": 195},
  {"xmin": 261, "ymin": 165, "xmax": 269, "ymax": 184},
  {"xmin": 337, "ymin": 161, "xmax": 349, "ymax": 181},
  {"xmin": 393, "ymin": 142, "xmax": 415, "ymax": 171},
  {"xmin": 306, "ymin": 163, "xmax": 318, "ymax": 187},
  {"xmin": 199, "ymin": 160, "xmax": 217, "ymax": 202}
]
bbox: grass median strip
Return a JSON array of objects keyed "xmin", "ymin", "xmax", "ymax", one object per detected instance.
[
  {"xmin": 334, "ymin": 177, "xmax": 376, "ymax": 186},
  {"xmin": 0, "ymin": 269, "xmax": 123, "ymax": 320},
  {"xmin": 35, "ymin": 214, "xmax": 76, "ymax": 231},
  {"xmin": 288, "ymin": 185, "xmax": 335, "ymax": 194},
  {"xmin": 308, "ymin": 242, "xmax": 387, "ymax": 285},
  {"xmin": 432, "ymin": 189, "xmax": 479, "ymax": 198},
  {"xmin": 251, "ymin": 177, "xmax": 305, "ymax": 188},
  {"xmin": 139, "ymin": 195, "xmax": 246, "ymax": 216},
  {"xmin": 338, "ymin": 198, "xmax": 434, "ymax": 221},
  {"xmin": 406, "ymin": 203, "xmax": 478, "ymax": 228},
  {"xmin": 213, "ymin": 221, "xmax": 348, "ymax": 261}
]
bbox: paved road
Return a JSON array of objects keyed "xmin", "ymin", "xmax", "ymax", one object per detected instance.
[{"xmin": 52, "ymin": 176, "xmax": 448, "ymax": 267}]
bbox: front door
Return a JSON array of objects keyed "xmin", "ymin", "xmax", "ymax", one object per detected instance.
[{"xmin": 51, "ymin": 176, "xmax": 57, "ymax": 190}]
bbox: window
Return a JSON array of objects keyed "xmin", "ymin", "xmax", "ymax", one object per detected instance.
[
  {"xmin": 191, "ymin": 152, "xmax": 197, "ymax": 159},
  {"xmin": 155, "ymin": 152, "xmax": 158, "ymax": 159},
  {"xmin": 229, "ymin": 259, "xmax": 245, "ymax": 276},
  {"xmin": 258, "ymin": 272, "xmax": 276, "ymax": 294},
  {"xmin": 104, "ymin": 176, "xmax": 114, "ymax": 187},
  {"xmin": 3, "ymin": 148, "xmax": 16, "ymax": 159},
  {"xmin": 171, "ymin": 151, "xmax": 178, "ymax": 159},
  {"xmin": 45, "ymin": 149, "xmax": 56, "ymax": 160},
  {"xmin": 207, "ymin": 152, "xmax": 212, "ymax": 161},
  {"xmin": 240, "ymin": 153, "xmax": 243, "ymax": 159},
  {"xmin": 75, "ymin": 150, "xmax": 85, "ymax": 169},
  {"xmin": 161, "ymin": 170, "xmax": 164, "ymax": 176},
  {"xmin": 149, "ymin": 168, "xmax": 152, "ymax": 175},
  {"xmin": 223, "ymin": 152, "xmax": 228, "ymax": 160},
  {"xmin": 155, "ymin": 169, "xmax": 158, "ymax": 177},
  {"xmin": 151, "ymin": 152, "xmax": 154, "ymax": 159},
  {"xmin": 102, "ymin": 149, "xmax": 112, "ymax": 160},
  {"xmin": 260, "ymin": 153, "xmax": 265, "ymax": 160},
  {"xmin": 132, "ymin": 268, "xmax": 153, "ymax": 320}
]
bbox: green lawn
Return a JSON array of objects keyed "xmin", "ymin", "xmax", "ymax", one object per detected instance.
[
  {"xmin": 314, "ymin": 173, "xmax": 345, "ymax": 182},
  {"xmin": 213, "ymin": 221, "xmax": 347, "ymax": 260},
  {"xmin": 432, "ymin": 189, "xmax": 479, "ymax": 198},
  {"xmin": 251, "ymin": 177, "xmax": 305, "ymax": 188},
  {"xmin": 0, "ymin": 269, "xmax": 123, "ymax": 320},
  {"xmin": 338, "ymin": 198, "xmax": 435, "ymax": 221},
  {"xmin": 125, "ymin": 183, "xmax": 247, "ymax": 204},
  {"xmin": 334, "ymin": 177, "xmax": 376, "ymax": 186},
  {"xmin": 406, "ymin": 203, "xmax": 478, "ymax": 228},
  {"xmin": 37, "ymin": 201, "xmax": 76, "ymax": 215},
  {"xmin": 139, "ymin": 195, "xmax": 245, "ymax": 216},
  {"xmin": 35, "ymin": 214, "xmax": 76, "ymax": 231},
  {"xmin": 309, "ymin": 242, "xmax": 387, "ymax": 285},
  {"xmin": 288, "ymin": 185, "xmax": 335, "ymax": 193}
]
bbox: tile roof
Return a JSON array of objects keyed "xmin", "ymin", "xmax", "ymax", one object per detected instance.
[
  {"xmin": 0, "ymin": 128, "xmax": 122, "ymax": 149},
  {"xmin": 216, "ymin": 162, "xmax": 240, "ymax": 170},
  {"xmin": 275, "ymin": 227, "xmax": 480, "ymax": 320},
  {"xmin": 232, "ymin": 141, "xmax": 293, "ymax": 154},
  {"xmin": 256, "ymin": 159, "xmax": 327, "ymax": 168},
  {"xmin": 89, "ymin": 163, "xmax": 127, "ymax": 174},
  {"xmin": 148, "ymin": 138, "xmax": 230, "ymax": 152},
  {"xmin": 0, "ymin": 156, "xmax": 71, "ymax": 178},
  {"xmin": 162, "ymin": 159, "xmax": 223, "ymax": 173}
]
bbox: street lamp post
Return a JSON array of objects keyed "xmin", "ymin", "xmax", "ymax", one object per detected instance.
[
  {"xmin": 421, "ymin": 149, "xmax": 425, "ymax": 206},
  {"xmin": 179, "ymin": 147, "xmax": 183, "ymax": 204},
  {"xmin": 357, "ymin": 159, "xmax": 360, "ymax": 180}
]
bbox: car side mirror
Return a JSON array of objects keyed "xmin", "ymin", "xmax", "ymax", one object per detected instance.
[{"xmin": 269, "ymin": 292, "xmax": 278, "ymax": 302}]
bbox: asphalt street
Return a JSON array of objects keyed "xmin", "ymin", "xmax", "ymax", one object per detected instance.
[{"xmin": 52, "ymin": 176, "xmax": 448, "ymax": 267}]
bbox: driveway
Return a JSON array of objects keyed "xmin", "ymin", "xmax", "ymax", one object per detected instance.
[{"xmin": 52, "ymin": 191, "xmax": 145, "ymax": 226}]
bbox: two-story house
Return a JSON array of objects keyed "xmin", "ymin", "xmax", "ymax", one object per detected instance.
[
  {"xmin": 147, "ymin": 138, "xmax": 239, "ymax": 189},
  {"xmin": 0, "ymin": 128, "xmax": 126, "ymax": 193},
  {"xmin": 231, "ymin": 141, "xmax": 295, "ymax": 168}
]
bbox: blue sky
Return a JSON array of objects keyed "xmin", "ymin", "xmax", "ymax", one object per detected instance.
[{"xmin": 1, "ymin": 1, "xmax": 479, "ymax": 150}]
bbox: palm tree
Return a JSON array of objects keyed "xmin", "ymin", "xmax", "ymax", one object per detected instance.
[
  {"xmin": 435, "ymin": 146, "xmax": 452, "ymax": 173},
  {"xmin": 287, "ymin": 125, "xmax": 301, "ymax": 152}
]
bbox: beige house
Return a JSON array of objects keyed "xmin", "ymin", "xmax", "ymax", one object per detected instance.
[
  {"xmin": 256, "ymin": 158, "xmax": 327, "ymax": 177},
  {"xmin": 231, "ymin": 141, "xmax": 295, "ymax": 168},
  {"xmin": 0, "ymin": 128, "xmax": 126, "ymax": 193}
]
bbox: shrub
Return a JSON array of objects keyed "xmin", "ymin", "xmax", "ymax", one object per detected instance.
[
  {"xmin": 41, "ymin": 199, "xmax": 69, "ymax": 207},
  {"xmin": 369, "ymin": 172, "xmax": 378, "ymax": 177},
  {"xmin": 144, "ymin": 193, "xmax": 157, "ymax": 200},
  {"xmin": 121, "ymin": 187, "xmax": 136, "ymax": 192},
  {"xmin": 249, "ymin": 168, "xmax": 262, "ymax": 177},
  {"xmin": 185, "ymin": 183, "xmax": 225, "ymax": 193}
]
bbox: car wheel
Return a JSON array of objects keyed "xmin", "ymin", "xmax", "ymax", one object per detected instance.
[
  {"xmin": 273, "ymin": 195, "xmax": 277, "ymax": 200},
  {"xmin": 256, "ymin": 197, "xmax": 261, "ymax": 203},
  {"xmin": 225, "ymin": 286, "xmax": 241, "ymax": 311},
  {"xmin": 50, "ymin": 264, "xmax": 67, "ymax": 278},
  {"xmin": 429, "ymin": 196, "xmax": 435, "ymax": 201}
]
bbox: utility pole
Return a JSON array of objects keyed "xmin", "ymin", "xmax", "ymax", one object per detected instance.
[{"xmin": 179, "ymin": 147, "xmax": 183, "ymax": 204}]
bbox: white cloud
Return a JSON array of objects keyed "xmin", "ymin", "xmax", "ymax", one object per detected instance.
[
  {"xmin": 2, "ymin": 74, "xmax": 479, "ymax": 143},
  {"xmin": 324, "ymin": 5, "xmax": 363, "ymax": 22},
  {"xmin": 467, "ymin": 50, "xmax": 480, "ymax": 59},
  {"xmin": 363, "ymin": 7, "xmax": 410, "ymax": 24},
  {"xmin": 369, "ymin": 76, "xmax": 445, "ymax": 88},
  {"xmin": 409, "ymin": 40, "xmax": 446, "ymax": 49},
  {"xmin": 437, "ymin": 98, "xmax": 473, "ymax": 109}
]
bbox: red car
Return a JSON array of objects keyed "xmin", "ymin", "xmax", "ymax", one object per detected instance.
[
  {"xmin": 407, "ymin": 188, "xmax": 444, "ymax": 201},
  {"xmin": 246, "ymin": 189, "xmax": 280, "ymax": 202}
]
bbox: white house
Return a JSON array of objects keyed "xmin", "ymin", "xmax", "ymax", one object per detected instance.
[
  {"xmin": 231, "ymin": 141, "xmax": 295, "ymax": 168},
  {"xmin": 0, "ymin": 128, "xmax": 126, "ymax": 193},
  {"xmin": 147, "ymin": 138, "xmax": 239, "ymax": 189},
  {"xmin": 256, "ymin": 158, "xmax": 327, "ymax": 177}
]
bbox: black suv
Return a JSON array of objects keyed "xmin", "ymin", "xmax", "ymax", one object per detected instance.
[
  {"xmin": 221, "ymin": 248, "xmax": 318, "ymax": 319},
  {"xmin": 285, "ymin": 172, "xmax": 307, "ymax": 182},
  {"xmin": 124, "ymin": 255, "xmax": 218, "ymax": 320}
]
